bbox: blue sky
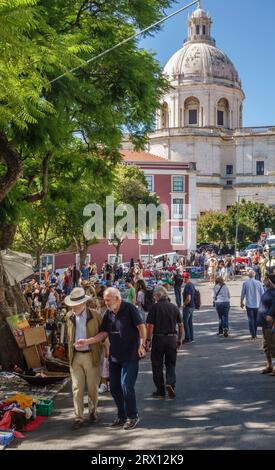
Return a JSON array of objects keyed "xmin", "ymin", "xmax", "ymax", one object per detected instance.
[{"xmin": 139, "ymin": 0, "xmax": 275, "ymax": 127}]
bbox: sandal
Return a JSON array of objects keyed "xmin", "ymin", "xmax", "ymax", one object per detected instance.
[{"xmin": 260, "ymin": 367, "xmax": 273, "ymax": 374}]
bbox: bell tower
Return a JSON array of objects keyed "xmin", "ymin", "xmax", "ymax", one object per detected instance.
[{"xmin": 187, "ymin": 1, "xmax": 215, "ymax": 46}]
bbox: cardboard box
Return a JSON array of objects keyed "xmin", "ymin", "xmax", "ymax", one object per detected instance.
[
  {"xmin": 23, "ymin": 345, "xmax": 41, "ymax": 369},
  {"xmin": 23, "ymin": 326, "xmax": 46, "ymax": 347}
]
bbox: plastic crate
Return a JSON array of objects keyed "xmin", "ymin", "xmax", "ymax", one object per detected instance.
[
  {"xmin": 0, "ymin": 430, "xmax": 14, "ymax": 447},
  {"xmin": 36, "ymin": 399, "xmax": 53, "ymax": 416}
]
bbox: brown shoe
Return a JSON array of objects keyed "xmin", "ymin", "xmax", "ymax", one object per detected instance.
[
  {"xmin": 71, "ymin": 420, "xmax": 84, "ymax": 431},
  {"xmin": 166, "ymin": 384, "xmax": 176, "ymax": 399},
  {"xmin": 88, "ymin": 412, "xmax": 99, "ymax": 424}
]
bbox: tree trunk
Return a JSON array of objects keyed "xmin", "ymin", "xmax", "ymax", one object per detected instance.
[
  {"xmin": 79, "ymin": 240, "xmax": 89, "ymax": 267},
  {"xmin": 0, "ymin": 222, "xmax": 16, "ymax": 250},
  {"xmin": 0, "ymin": 131, "xmax": 22, "ymax": 203},
  {"xmin": 36, "ymin": 248, "xmax": 42, "ymax": 269},
  {"xmin": 0, "ymin": 255, "xmax": 28, "ymax": 370}
]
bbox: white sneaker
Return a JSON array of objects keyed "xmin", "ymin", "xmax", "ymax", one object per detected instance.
[{"xmin": 98, "ymin": 383, "xmax": 108, "ymax": 394}]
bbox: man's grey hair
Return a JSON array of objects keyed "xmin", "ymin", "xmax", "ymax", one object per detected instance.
[
  {"xmin": 104, "ymin": 287, "xmax": 121, "ymax": 300},
  {"xmin": 154, "ymin": 285, "xmax": 169, "ymax": 300},
  {"xmin": 248, "ymin": 270, "xmax": 256, "ymax": 278}
]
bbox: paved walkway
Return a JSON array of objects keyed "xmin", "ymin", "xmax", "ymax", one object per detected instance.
[{"xmin": 10, "ymin": 280, "xmax": 275, "ymax": 450}]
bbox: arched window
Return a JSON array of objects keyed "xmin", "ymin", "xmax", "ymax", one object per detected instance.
[
  {"xmin": 217, "ymin": 98, "xmax": 230, "ymax": 128},
  {"xmin": 196, "ymin": 25, "xmax": 200, "ymax": 35},
  {"xmin": 184, "ymin": 97, "xmax": 200, "ymax": 126},
  {"xmin": 160, "ymin": 102, "xmax": 169, "ymax": 129}
]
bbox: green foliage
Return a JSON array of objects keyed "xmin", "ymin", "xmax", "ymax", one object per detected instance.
[
  {"xmin": 1, "ymin": 0, "xmax": 174, "ymax": 243},
  {"xmin": 228, "ymin": 201, "xmax": 275, "ymax": 247},
  {"xmin": 197, "ymin": 202, "xmax": 275, "ymax": 249},
  {"xmin": 197, "ymin": 211, "xmax": 231, "ymax": 247}
]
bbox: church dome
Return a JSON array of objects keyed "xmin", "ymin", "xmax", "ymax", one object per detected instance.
[
  {"xmin": 164, "ymin": 42, "xmax": 241, "ymax": 87},
  {"xmin": 191, "ymin": 7, "xmax": 207, "ymax": 18},
  {"xmin": 163, "ymin": 3, "xmax": 241, "ymax": 88}
]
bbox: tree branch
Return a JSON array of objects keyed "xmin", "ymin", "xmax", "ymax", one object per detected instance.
[
  {"xmin": 74, "ymin": 0, "xmax": 90, "ymax": 27},
  {"xmin": 0, "ymin": 131, "xmax": 23, "ymax": 203},
  {"xmin": 23, "ymin": 151, "xmax": 52, "ymax": 203}
]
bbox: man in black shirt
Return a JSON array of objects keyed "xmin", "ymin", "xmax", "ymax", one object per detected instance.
[
  {"xmin": 173, "ymin": 268, "xmax": 183, "ymax": 308},
  {"xmin": 75, "ymin": 287, "xmax": 146, "ymax": 430},
  {"xmin": 146, "ymin": 286, "xmax": 183, "ymax": 399}
]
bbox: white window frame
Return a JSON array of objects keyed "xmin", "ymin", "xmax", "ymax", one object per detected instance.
[
  {"xmin": 76, "ymin": 253, "xmax": 91, "ymax": 267},
  {"xmin": 171, "ymin": 226, "xmax": 185, "ymax": 246},
  {"xmin": 139, "ymin": 231, "xmax": 154, "ymax": 246},
  {"xmin": 144, "ymin": 175, "xmax": 154, "ymax": 192},
  {"xmin": 172, "ymin": 175, "xmax": 184, "ymax": 193},
  {"xmin": 108, "ymin": 254, "xmax": 122, "ymax": 265},
  {"xmin": 41, "ymin": 254, "xmax": 55, "ymax": 271},
  {"xmin": 256, "ymin": 161, "xmax": 265, "ymax": 176},
  {"xmin": 172, "ymin": 198, "xmax": 184, "ymax": 220}
]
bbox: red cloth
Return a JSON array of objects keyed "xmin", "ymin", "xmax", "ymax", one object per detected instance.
[
  {"xmin": 0, "ymin": 410, "xmax": 12, "ymax": 429},
  {"xmin": 0, "ymin": 411, "xmax": 24, "ymax": 438},
  {"xmin": 23, "ymin": 416, "xmax": 45, "ymax": 432}
]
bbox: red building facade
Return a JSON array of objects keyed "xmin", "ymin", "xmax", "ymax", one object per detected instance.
[{"xmin": 43, "ymin": 151, "xmax": 197, "ymax": 271}]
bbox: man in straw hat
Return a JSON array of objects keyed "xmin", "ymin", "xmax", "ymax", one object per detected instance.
[
  {"xmin": 65, "ymin": 287, "xmax": 102, "ymax": 430},
  {"xmin": 75, "ymin": 287, "xmax": 146, "ymax": 431}
]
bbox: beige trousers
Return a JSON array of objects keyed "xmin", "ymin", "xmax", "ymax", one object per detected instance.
[{"xmin": 70, "ymin": 352, "xmax": 101, "ymax": 422}]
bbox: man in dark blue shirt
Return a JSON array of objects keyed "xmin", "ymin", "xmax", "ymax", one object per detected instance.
[
  {"xmin": 75, "ymin": 287, "xmax": 146, "ymax": 430},
  {"xmin": 182, "ymin": 272, "xmax": 196, "ymax": 343}
]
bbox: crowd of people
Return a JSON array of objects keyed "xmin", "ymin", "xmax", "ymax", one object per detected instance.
[{"xmin": 18, "ymin": 245, "xmax": 275, "ymax": 432}]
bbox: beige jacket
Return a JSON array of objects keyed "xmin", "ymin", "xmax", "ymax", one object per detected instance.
[{"xmin": 66, "ymin": 307, "xmax": 103, "ymax": 366}]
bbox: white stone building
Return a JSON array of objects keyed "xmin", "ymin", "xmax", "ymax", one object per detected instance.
[{"xmin": 147, "ymin": 2, "xmax": 275, "ymax": 214}]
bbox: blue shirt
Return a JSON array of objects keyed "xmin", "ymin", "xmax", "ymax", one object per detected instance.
[
  {"xmin": 241, "ymin": 279, "xmax": 264, "ymax": 308},
  {"xmin": 257, "ymin": 288, "xmax": 275, "ymax": 328},
  {"xmin": 81, "ymin": 267, "xmax": 89, "ymax": 281},
  {"xmin": 75, "ymin": 310, "xmax": 89, "ymax": 351},
  {"xmin": 183, "ymin": 282, "xmax": 196, "ymax": 308},
  {"xmin": 101, "ymin": 301, "xmax": 144, "ymax": 362}
]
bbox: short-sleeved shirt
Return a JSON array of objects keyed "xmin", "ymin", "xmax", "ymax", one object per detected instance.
[
  {"xmin": 146, "ymin": 299, "xmax": 182, "ymax": 334},
  {"xmin": 173, "ymin": 274, "xmax": 183, "ymax": 289},
  {"xmin": 127, "ymin": 286, "xmax": 136, "ymax": 304},
  {"xmin": 101, "ymin": 301, "xmax": 144, "ymax": 362},
  {"xmin": 183, "ymin": 282, "xmax": 196, "ymax": 308}
]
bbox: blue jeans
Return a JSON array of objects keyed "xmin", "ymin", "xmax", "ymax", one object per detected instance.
[
  {"xmin": 215, "ymin": 302, "xmax": 230, "ymax": 332},
  {"xmin": 174, "ymin": 287, "xmax": 182, "ymax": 308},
  {"xmin": 109, "ymin": 360, "xmax": 139, "ymax": 420},
  {"xmin": 246, "ymin": 307, "xmax": 258, "ymax": 338},
  {"xmin": 182, "ymin": 307, "xmax": 194, "ymax": 341}
]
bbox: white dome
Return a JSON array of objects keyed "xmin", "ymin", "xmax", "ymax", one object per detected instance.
[
  {"xmin": 191, "ymin": 7, "xmax": 208, "ymax": 18},
  {"xmin": 164, "ymin": 42, "xmax": 241, "ymax": 87}
]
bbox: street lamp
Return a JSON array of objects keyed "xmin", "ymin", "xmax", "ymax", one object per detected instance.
[{"xmin": 234, "ymin": 193, "xmax": 258, "ymax": 274}]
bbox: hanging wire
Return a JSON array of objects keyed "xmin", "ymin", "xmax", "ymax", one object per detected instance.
[{"xmin": 49, "ymin": 0, "xmax": 199, "ymax": 85}]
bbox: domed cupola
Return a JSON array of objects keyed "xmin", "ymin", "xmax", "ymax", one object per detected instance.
[{"xmin": 158, "ymin": 1, "xmax": 245, "ymax": 130}]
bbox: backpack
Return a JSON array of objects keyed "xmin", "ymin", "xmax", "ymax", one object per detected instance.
[
  {"xmin": 142, "ymin": 288, "xmax": 154, "ymax": 311},
  {"xmin": 194, "ymin": 288, "xmax": 201, "ymax": 310}
]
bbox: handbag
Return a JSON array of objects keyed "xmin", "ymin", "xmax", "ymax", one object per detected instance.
[{"xmin": 213, "ymin": 285, "xmax": 224, "ymax": 307}]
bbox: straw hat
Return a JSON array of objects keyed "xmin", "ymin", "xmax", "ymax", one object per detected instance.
[{"xmin": 64, "ymin": 287, "xmax": 91, "ymax": 307}]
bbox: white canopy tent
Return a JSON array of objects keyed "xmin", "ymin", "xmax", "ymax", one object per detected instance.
[{"xmin": 0, "ymin": 249, "xmax": 34, "ymax": 286}]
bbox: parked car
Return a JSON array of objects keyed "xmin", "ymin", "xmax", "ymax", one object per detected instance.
[
  {"xmin": 153, "ymin": 252, "xmax": 178, "ymax": 269},
  {"xmin": 240, "ymin": 243, "xmax": 264, "ymax": 256},
  {"xmin": 196, "ymin": 244, "xmax": 220, "ymax": 254}
]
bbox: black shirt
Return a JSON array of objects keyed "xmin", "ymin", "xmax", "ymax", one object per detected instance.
[
  {"xmin": 146, "ymin": 299, "xmax": 182, "ymax": 334},
  {"xmin": 101, "ymin": 301, "xmax": 144, "ymax": 362},
  {"xmin": 173, "ymin": 274, "xmax": 183, "ymax": 289}
]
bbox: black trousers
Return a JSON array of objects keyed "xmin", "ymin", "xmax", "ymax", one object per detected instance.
[{"xmin": 151, "ymin": 336, "xmax": 177, "ymax": 395}]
